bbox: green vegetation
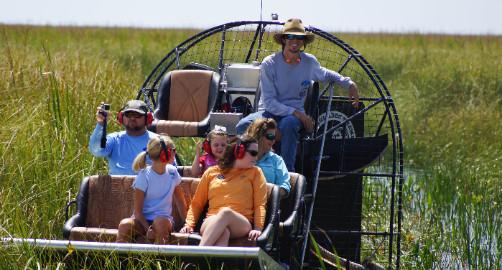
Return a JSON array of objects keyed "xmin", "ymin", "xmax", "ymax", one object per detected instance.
[
  {"xmin": 342, "ymin": 33, "xmax": 502, "ymax": 269},
  {"xmin": 1, "ymin": 25, "xmax": 500, "ymax": 269}
]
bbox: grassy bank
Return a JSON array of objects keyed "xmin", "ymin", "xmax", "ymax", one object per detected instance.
[{"xmin": 1, "ymin": 25, "xmax": 500, "ymax": 269}]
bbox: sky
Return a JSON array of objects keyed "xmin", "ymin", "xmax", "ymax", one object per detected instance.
[{"xmin": 1, "ymin": 0, "xmax": 501, "ymax": 35}]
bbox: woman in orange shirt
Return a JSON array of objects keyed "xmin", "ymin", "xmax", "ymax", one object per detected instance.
[{"xmin": 180, "ymin": 135, "xmax": 268, "ymax": 246}]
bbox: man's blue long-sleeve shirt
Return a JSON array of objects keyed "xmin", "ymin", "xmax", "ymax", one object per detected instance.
[{"xmin": 89, "ymin": 124, "xmax": 158, "ymax": 175}]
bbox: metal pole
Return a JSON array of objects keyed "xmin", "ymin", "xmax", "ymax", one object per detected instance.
[
  {"xmin": 299, "ymin": 83, "xmax": 335, "ymax": 266},
  {"xmin": 1, "ymin": 237, "xmax": 260, "ymax": 258}
]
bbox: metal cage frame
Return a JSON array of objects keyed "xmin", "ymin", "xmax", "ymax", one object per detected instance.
[{"xmin": 136, "ymin": 20, "xmax": 404, "ymax": 269}]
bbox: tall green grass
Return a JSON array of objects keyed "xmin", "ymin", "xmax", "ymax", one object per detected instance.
[
  {"xmin": 0, "ymin": 25, "xmax": 197, "ymax": 268},
  {"xmin": 341, "ymin": 33, "xmax": 502, "ymax": 269},
  {"xmin": 1, "ymin": 25, "xmax": 500, "ymax": 269}
]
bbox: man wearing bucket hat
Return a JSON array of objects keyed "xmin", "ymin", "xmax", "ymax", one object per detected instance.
[
  {"xmin": 236, "ymin": 18, "xmax": 359, "ymax": 171},
  {"xmin": 89, "ymin": 100, "xmax": 159, "ymax": 175}
]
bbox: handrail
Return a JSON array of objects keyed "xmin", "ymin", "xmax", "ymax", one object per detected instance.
[{"xmin": 299, "ymin": 82, "xmax": 335, "ymax": 266}]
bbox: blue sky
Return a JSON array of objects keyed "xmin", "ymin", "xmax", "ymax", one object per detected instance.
[{"xmin": 1, "ymin": 0, "xmax": 501, "ymax": 35}]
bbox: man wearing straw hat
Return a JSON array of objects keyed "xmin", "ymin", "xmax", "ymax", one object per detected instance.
[{"xmin": 236, "ymin": 18, "xmax": 359, "ymax": 171}]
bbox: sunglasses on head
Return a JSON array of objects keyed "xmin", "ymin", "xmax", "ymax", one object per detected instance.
[
  {"xmin": 246, "ymin": 149, "xmax": 258, "ymax": 157},
  {"xmin": 124, "ymin": 112, "xmax": 144, "ymax": 118},
  {"xmin": 285, "ymin": 34, "xmax": 306, "ymax": 40},
  {"xmin": 264, "ymin": 133, "xmax": 276, "ymax": 141}
]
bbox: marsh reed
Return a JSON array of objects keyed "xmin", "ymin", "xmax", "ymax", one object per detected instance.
[{"xmin": 1, "ymin": 25, "xmax": 500, "ymax": 269}]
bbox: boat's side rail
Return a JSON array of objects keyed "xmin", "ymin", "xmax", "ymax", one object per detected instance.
[{"xmin": 0, "ymin": 238, "xmax": 284, "ymax": 270}]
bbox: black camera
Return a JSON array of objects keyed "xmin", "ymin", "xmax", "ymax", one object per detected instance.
[
  {"xmin": 101, "ymin": 103, "xmax": 110, "ymax": 111},
  {"xmin": 99, "ymin": 103, "xmax": 111, "ymax": 148}
]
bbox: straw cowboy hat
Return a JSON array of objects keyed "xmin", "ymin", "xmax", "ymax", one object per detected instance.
[{"xmin": 273, "ymin": 18, "xmax": 315, "ymax": 45}]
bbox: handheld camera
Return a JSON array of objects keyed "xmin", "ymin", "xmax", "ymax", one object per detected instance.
[
  {"xmin": 101, "ymin": 103, "xmax": 110, "ymax": 111},
  {"xmin": 100, "ymin": 103, "xmax": 110, "ymax": 148}
]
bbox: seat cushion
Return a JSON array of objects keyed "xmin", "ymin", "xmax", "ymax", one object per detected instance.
[
  {"xmin": 170, "ymin": 183, "xmax": 276, "ymax": 247},
  {"xmin": 172, "ymin": 177, "xmax": 200, "ymax": 231},
  {"xmin": 73, "ymin": 175, "xmax": 275, "ymax": 247},
  {"xmin": 177, "ymin": 166, "xmax": 195, "ymax": 177},
  {"xmin": 168, "ymin": 70, "xmax": 212, "ymax": 122},
  {"xmin": 86, "ymin": 175, "xmax": 136, "ymax": 228},
  {"xmin": 169, "ymin": 233, "xmax": 255, "ymax": 247},
  {"xmin": 289, "ymin": 173, "xmax": 299, "ymax": 191},
  {"xmin": 169, "ymin": 232, "xmax": 202, "ymax": 245},
  {"xmin": 69, "ymin": 227, "xmax": 118, "ymax": 242},
  {"xmin": 69, "ymin": 227, "xmax": 151, "ymax": 243},
  {"xmin": 75, "ymin": 176, "xmax": 200, "ymax": 243},
  {"xmin": 154, "ymin": 120, "xmax": 200, "ymax": 137},
  {"xmin": 229, "ymin": 237, "xmax": 256, "ymax": 247}
]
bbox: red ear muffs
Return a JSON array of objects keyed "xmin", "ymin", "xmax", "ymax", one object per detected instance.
[
  {"xmin": 117, "ymin": 111, "xmax": 124, "ymax": 125},
  {"xmin": 117, "ymin": 111, "xmax": 153, "ymax": 125},
  {"xmin": 233, "ymin": 140, "xmax": 246, "ymax": 159},
  {"xmin": 159, "ymin": 148, "xmax": 172, "ymax": 163},
  {"xmin": 146, "ymin": 112, "xmax": 154, "ymax": 125},
  {"xmin": 159, "ymin": 137, "xmax": 171, "ymax": 163},
  {"xmin": 202, "ymin": 139, "xmax": 211, "ymax": 154}
]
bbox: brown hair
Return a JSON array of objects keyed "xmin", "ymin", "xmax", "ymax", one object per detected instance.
[
  {"xmin": 132, "ymin": 134, "xmax": 175, "ymax": 172},
  {"xmin": 245, "ymin": 118, "xmax": 277, "ymax": 141},
  {"xmin": 218, "ymin": 135, "xmax": 257, "ymax": 170}
]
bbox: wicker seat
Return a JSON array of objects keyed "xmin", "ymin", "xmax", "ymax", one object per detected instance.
[
  {"xmin": 170, "ymin": 181, "xmax": 280, "ymax": 252},
  {"xmin": 63, "ymin": 175, "xmax": 199, "ymax": 243},
  {"xmin": 63, "ymin": 174, "xmax": 280, "ymax": 253}
]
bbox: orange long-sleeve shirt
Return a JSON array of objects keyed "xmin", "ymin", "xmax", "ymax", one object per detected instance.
[{"xmin": 185, "ymin": 166, "xmax": 268, "ymax": 230}]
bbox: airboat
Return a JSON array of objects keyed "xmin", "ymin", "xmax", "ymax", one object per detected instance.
[{"xmin": 2, "ymin": 20, "xmax": 404, "ymax": 269}]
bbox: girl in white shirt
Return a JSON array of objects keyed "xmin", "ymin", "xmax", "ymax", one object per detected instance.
[{"xmin": 116, "ymin": 134, "xmax": 181, "ymax": 244}]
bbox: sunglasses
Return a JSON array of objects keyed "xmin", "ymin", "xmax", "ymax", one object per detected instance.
[
  {"xmin": 264, "ymin": 133, "xmax": 276, "ymax": 141},
  {"xmin": 124, "ymin": 112, "xmax": 144, "ymax": 118},
  {"xmin": 246, "ymin": 150, "xmax": 258, "ymax": 157},
  {"xmin": 284, "ymin": 34, "xmax": 306, "ymax": 40}
]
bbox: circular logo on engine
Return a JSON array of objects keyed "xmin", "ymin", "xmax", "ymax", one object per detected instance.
[{"xmin": 317, "ymin": 111, "xmax": 356, "ymax": 139}]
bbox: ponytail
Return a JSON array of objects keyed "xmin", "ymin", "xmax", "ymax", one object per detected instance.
[
  {"xmin": 132, "ymin": 151, "xmax": 148, "ymax": 172},
  {"xmin": 132, "ymin": 134, "xmax": 175, "ymax": 172}
]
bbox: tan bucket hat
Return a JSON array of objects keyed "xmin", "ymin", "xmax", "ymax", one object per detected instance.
[{"xmin": 273, "ymin": 18, "xmax": 315, "ymax": 45}]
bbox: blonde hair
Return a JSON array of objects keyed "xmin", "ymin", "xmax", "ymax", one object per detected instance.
[
  {"xmin": 207, "ymin": 126, "xmax": 228, "ymax": 142},
  {"xmin": 132, "ymin": 134, "xmax": 175, "ymax": 172},
  {"xmin": 245, "ymin": 118, "xmax": 277, "ymax": 140}
]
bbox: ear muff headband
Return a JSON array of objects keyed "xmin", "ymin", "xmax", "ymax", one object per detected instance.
[
  {"xmin": 146, "ymin": 112, "xmax": 154, "ymax": 125},
  {"xmin": 202, "ymin": 139, "xmax": 211, "ymax": 154},
  {"xmin": 117, "ymin": 108, "xmax": 154, "ymax": 125},
  {"xmin": 117, "ymin": 111, "xmax": 124, "ymax": 124},
  {"xmin": 159, "ymin": 137, "xmax": 171, "ymax": 163},
  {"xmin": 233, "ymin": 140, "xmax": 246, "ymax": 159}
]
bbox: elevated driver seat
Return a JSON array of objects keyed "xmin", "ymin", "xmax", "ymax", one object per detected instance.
[{"xmin": 150, "ymin": 70, "xmax": 220, "ymax": 137}]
